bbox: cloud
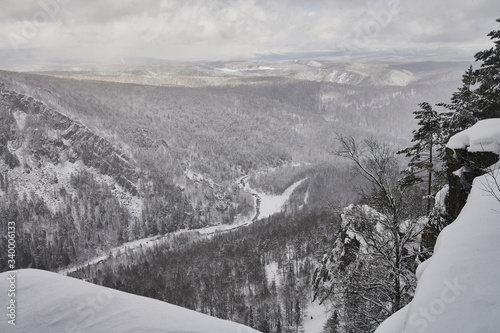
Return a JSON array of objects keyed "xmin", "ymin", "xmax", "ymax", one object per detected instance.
[{"xmin": 0, "ymin": 0, "xmax": 499, "ymax": 64}]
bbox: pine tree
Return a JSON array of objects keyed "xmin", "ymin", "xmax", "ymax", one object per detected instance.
[
  {"xmin": 473, "ymin": 18, "xmax": 500, "ymax": 119},
  {"xmin": 436, "ymin": 18, "xmax": 500, "ymax": 144},
  {"xmin": 398, "ymin": 102, "xmax": 442, "ymax": 215},
  {"xmin": 247, "ymin": 306, "xmax": 255, "ymax": 328},
  {"xmin": 438, "ymin": 66, "xmax": 479, "ymax": 143},
  {"xmin": 294, "ymin": 299, "xmax": 302, "ymax": 332},
  {"xmin": 276, "ymin": 306, "xmax": 283, "ymax": 333},
  {"xmin": 322, "ymin": 310, "xmax": 340, "ymax": 333},
  {"xmin": 276, "ymin": 318, "xmax": 282, "ymax": 333}
]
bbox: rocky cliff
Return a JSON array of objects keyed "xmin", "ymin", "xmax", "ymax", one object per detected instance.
[
  {"xmin": 0, "ymin": 83, "xmax": 139, "ymax": 196},
  {"xmin": 444, "ymin": 120, "xmax": 500, "ymax": 221},
  {"xmin": 376, "ymin": 119, "xmax": 500, "ymax": 333}
]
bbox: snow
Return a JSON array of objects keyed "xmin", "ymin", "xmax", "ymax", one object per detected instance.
[
  {"xmin": 446, "ymin": 118, "xmax": 500, "ymax": 154},
  {"xmin": 250, "ymin": 178, "xmax": 307, "ymax": 219},
  {"xmin": 302, "ymin": 301, "xmax": 331, "ymax": 333},
  {"xmin": 263, "ymin": 261, "xmax": 330, "ymax": 333},
  {"xmin": 12, "ymin": 110, "xmax": 27, "ymax": 131},
  {"xmin": 265, "ymin": 261, "xmax": 281, "ymax": 288},
  {"xmin": 341, "ymin": 204, "xmax": 384, "ymax": 254},
  {"xmin": 4, "ymin": 149, "xmax": 142, "ymax": 217},
  {"xmin": 375, "ymin": 169, "xmax": 500, "ymax": 333},
  {"xmin": 0, "ymin": 269, "xmax": 260, "ymax": 333},
  {"xmin": 215, "ymin": 66, "xmax": 276, "ymax": 73},
  {"xmin": 238, "ymin": 175, "xmax": 307, "ymax": 220},
  {"xmin": 306, "ymin": 60, "xmax": 323, "ymax": 68}
]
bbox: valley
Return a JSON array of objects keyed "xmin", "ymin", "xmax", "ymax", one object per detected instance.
[
  {"xmin": 60, "ymin": 176, "xmax": 307, "ymax": 276},
  {"xmin": 1, "ymin": 0, "xmax": 499, "ymax": 330},
  {"xmin": 0, "ymin": 59, "xmax": 468, "ymax": 332}
]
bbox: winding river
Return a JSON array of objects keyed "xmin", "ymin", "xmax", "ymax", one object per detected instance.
[{"xmin": 60, "ymin": 175, "xmax": 306, "ymax": 276}]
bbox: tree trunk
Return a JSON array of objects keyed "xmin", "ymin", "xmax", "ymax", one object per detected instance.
[{"xmin": 427, "ymin": 142, "xmax": 433, "ymax": 215}]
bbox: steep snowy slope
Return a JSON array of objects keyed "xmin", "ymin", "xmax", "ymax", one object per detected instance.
[
  {"xmin": 0, "ymin": 269, "xmax": 260, "ymax": 333},
  {"xmin": 376, "ymin": 120, "xmax": 500, "ymax": 333}
]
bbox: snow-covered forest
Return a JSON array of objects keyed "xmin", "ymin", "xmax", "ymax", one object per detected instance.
[{"xmin": 1, "ymin": 13, "xmax": 500, "ymax": 333}]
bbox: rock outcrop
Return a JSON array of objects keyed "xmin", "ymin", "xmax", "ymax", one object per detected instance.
[
  {"xmin": 0, "ymin": 83, "xmax": 139, "ymax": 195},
  {"xmin": 444, "ymin": 147, "xmax": 498, "ymax": 221},
  {"xmin": 376, "ymin": 119, "xmax": 500, "ymax": 333},
  {"xmin": 444, "ymin": 119, "xmax": 500, "ymax": 221}
]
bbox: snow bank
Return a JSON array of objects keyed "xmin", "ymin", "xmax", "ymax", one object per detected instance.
[
  {"xmin": 375, "ymin": 169, "xmax": 500, "ymax": 333},
  {"xmin": 256, "ymin": 178, "xmax": 306, "ymax": 219},
  {"xmin": 239, "ymin": 175, "xmax": 307, "ymax": 220},
  {"xmin": 447, "ymin": 119, "xmax": 500, "ymax": 154},
  {"xmin": 0, "ymin": 269, "xmax": 260, "ymax": 333}
]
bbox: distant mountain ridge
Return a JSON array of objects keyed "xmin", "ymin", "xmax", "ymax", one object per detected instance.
[{"xmin": 18, "ymin": 60, "xmax": 468, "ymax": 88}]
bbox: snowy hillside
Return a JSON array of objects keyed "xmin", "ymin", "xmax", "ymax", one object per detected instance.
[
  {"xmin": 0, "ymin": 269, "xmax": 260, "ymax": 333},
  {"xmin": 376, "ymin": 120, "xmax": 500, "ymax": 333}
]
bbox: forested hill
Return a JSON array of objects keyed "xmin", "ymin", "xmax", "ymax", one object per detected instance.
[
  {"xmin": 0, "ymin": 61, "xmax": 464, "ymax": 273},
  {"xmin": 71, "ymin": 208, "xmax": 341, "ymax": 333},
  {"xmin": 0, "ymin": 59, "xmax": 471, "ymax": 332}
]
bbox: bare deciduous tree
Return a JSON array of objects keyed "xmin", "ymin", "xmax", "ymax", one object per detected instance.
[{"xmin": 314, "ymin": 136, "xmax": 426, "ymax": 332}]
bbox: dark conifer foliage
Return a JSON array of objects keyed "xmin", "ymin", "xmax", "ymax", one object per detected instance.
[
  {"xmin": 71, "ymin": 209, "xmax": 340, "ymax": 333},
  {"xmin": 399, "ymin": 18, "xmax": 500, "ymax": 260},
  {"xmin": 473, "ymin": 18, "xmax": 500, "ymax": 119},
  {"xmin": 398, "ymin": 102, "xmax": 442, "ymax": 214}
]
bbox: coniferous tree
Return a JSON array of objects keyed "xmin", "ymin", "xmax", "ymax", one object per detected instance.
[
  {"xmin": 473, "ymin": 18, "xmax": 500, "ymax": 119},
  {"xmin": 403, "ymin": 18, "xmax": 500, "ymax": 260},
  {"xmin": 398, "ymin": 102, "xmax": 442, "ymax": 215},
  {"xmin": 437, "ymin": 18, "xmax": 500, "ymax": 137},
  {"xmin": 294, "ymin": 299, "xmax": 302, "ymax": 332},
  {"xmin": 437, "ymin": 66, "xmax": 479, "ymax": 143},
  {"xmin": 323, "ymin": 310, "xmax": 340, "ymax": 333}
]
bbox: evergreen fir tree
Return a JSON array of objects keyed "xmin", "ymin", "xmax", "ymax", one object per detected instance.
[
  {"xmin": 398, "ymin": 102, "xmax": 442, "ymax": 215},
  {"xmin": 294, "ymin": 299, "xmax": 302, "ymax": 331},
  {"xmin": 322, "ymin": 310, "xmax": 340, "ymax": 333},
  {"xmin": 473, "ymin": 18, "xmax": 500, "ymax": 119},
  {"xmin": 438, "ymin": 66, "xmax": 479, "ymax": 143},
  {"xmin": 276, "ymin": 319, "xmax": 282, "ymax": 333},
  {"xmin": 248, "ymin": 306, "xmax": 255, "ymax": 328}
]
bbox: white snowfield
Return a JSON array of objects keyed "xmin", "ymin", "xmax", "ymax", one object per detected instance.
[
  {"xmin": 0, "ymin": 269, "xmax": 260, "ymax": 333},
  {"xmin": 376, "ymin": 170, "xmax": 500, "ymax": 330},
  {"xmin": 446, "ymin": 118, "xmax": 500, "ymax": 154}
]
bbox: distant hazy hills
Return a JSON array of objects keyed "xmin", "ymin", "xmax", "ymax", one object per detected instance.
[{"xmin": 17, "ymin": 59, "xmax": 469, "ymax": 88}]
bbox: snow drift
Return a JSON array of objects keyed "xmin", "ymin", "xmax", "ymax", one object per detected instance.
[
  {"xmin": 0, "ymin": 269, "xmax": 259, "ymax": 333},
  {"xmin": 446, "ymin": 118, "xmax": 500, "ymax": 154}
]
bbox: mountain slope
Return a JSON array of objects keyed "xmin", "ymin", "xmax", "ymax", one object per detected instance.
[{"xmin": 0, "ymin": 269, "xmax": 260, "ymax": 333}]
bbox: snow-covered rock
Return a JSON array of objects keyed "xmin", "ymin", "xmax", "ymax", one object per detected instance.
[
  {"xmin": 375, "ymin": 165, "xmax": 500, "ymax": 333},
  {"xmin": 0, "ymin": 269, "xmax": 260, "ymax": 333},
  {"xmin": 444, "ymin": 119, "xmax": 500, "ymax": 221},
  {"xmin": 447, "ymin": 119, "xmax": 500, "ymax": 154}
]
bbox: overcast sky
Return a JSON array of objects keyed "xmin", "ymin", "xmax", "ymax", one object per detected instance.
[{"xmin": 1, "ymin": 0, "xmax": 499, "ymax": 65}]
